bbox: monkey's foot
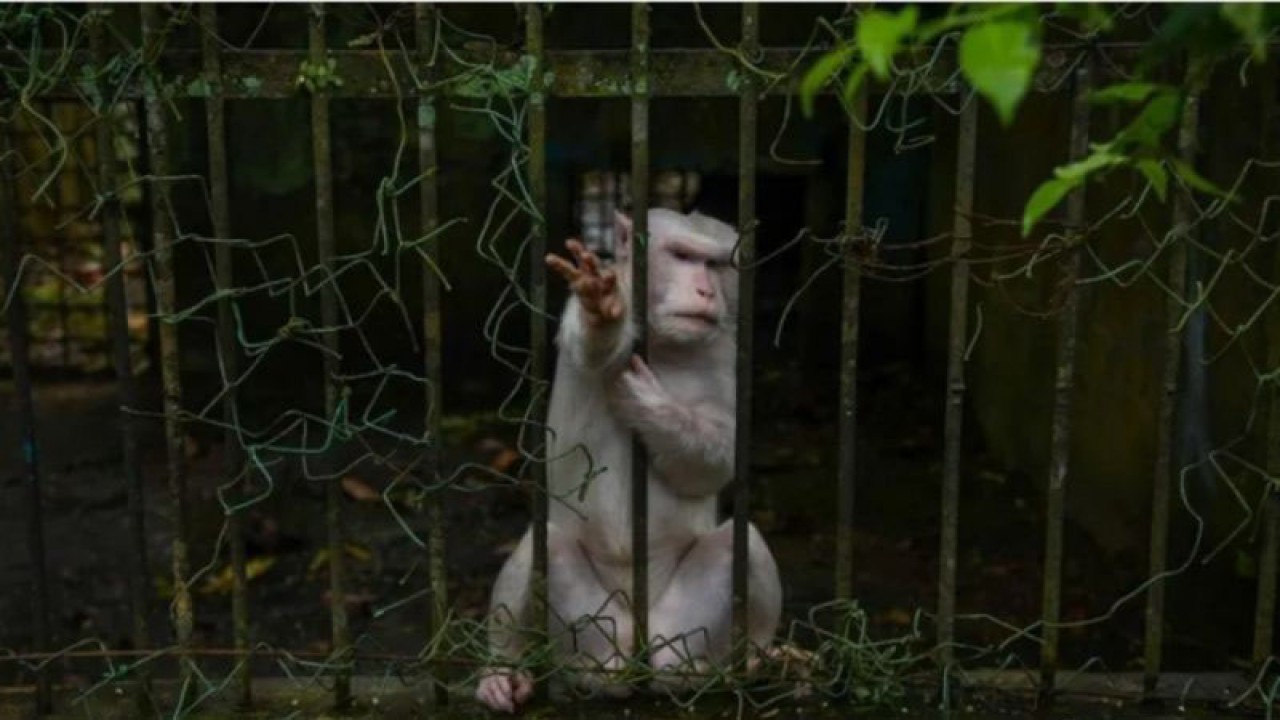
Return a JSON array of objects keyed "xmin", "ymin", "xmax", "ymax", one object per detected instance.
[{"xmin": 475, "ymin": 667, "xmax": 534, "ymax": 713}]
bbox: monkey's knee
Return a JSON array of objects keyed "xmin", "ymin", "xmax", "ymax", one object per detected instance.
[{"xmin": 745, "ymin": 523, "xmax": 782, "ymax": 646}]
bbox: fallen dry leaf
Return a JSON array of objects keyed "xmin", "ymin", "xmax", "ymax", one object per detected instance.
[
  {"xmin": 489, "ymin": 448, "xmax": 520, "ymax": 474},
  {"xmin": 341, "ymin": 476, "xmax": 381, "ymax": 502}
]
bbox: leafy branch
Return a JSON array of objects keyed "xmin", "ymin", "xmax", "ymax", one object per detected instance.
[{"xmin": 799, "ymin": 3, "xmax": 1280, "ymax": 236}]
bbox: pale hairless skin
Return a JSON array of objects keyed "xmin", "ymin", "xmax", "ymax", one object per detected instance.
[{"xmin": 475, "ymin": 210, "xmax": 782, "ymax": 713}]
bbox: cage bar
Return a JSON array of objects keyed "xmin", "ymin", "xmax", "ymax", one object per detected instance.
[
  {"xmin": 306, "ymin": 4, "xmax": 352, "ymax": 707},
  {"xmin": 732, "ymin": 2, "xmax": 759, "ymax": 665},
  {"xmin": 140, "ymin": 3, "xmax": 197, "ymax": 692},
  {"xmin": 90, "ymin": 6, "xmax": 151, "ymax": 700},
  {"xmin": 414, "ymin": 4, "xmax": 450, "ymax": 705},
  {"xmin": 1253, "ymin": 58, "xmax": 1280, "ymax": 674},
  {"xmin": 525, "ymin": 2, "xmax": 551, "ymax": 670},
  {"xmin": 629, "ymin": 1, "xmax": 652, "ymax": 661},
  {"xmin": 1144, "ymin": 61, "xmax": 1203, "ymax": 694},
  {"xmin": 1038, "ymin": 55, "xmax": 1093, "ymax": 697},
  {"xmin": 1, "ymin": 113, "xmax": 52, "ymax": 718},
  {"xmin": 198, "ymin": 4, "xmax": 252, "ymax": 706},
  {"xmin": 835, "ymin": 78, "xmax": 867, "ymax": 605},
  {"xmin": 937, "ymin": 98, "xmax": 977, "ymax": 670},
  {"xmin": 51, "ymin": 103, "xmax": 72, "ymax": 369}
]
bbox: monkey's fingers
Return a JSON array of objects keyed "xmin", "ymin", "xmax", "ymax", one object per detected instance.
[
  {"xmin": 603, "ymin": 294, "xmax": 625, "ymax": 321},
  {"xmin": 578, "ymin": 245, "xmax": 603, "ymax": 279},
  {"xmin": 477, "ymin": 674, "xmax": 516, "ymax": 714},
  {"xmin": 512, "ymin": 673, "xmax": 534, "ymax": 704},
  {"xmin": 546, "ymin": 254, "xmax": 581, "ymax": 284},
  {"xmin": 564, "ymin": 239, "xmax": 590, "ymax": 268},
  {"xmin": 598, "ymin": 268, "xmax": 617, "ymax": 291}
]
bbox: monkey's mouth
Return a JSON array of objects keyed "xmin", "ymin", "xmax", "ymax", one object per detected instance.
[{"xmin": 672, "ymin": 311, "xmax": 718, "ymax": 326}]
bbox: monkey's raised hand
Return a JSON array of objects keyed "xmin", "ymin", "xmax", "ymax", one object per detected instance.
[{"xmin": 546, "ymin": 240, "xmax": 625, "ymax": 327}]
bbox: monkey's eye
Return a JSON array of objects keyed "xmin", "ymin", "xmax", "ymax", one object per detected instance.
[{"xmin": 672, "ymin": 249, "xmax": 693, "ymax": 262}]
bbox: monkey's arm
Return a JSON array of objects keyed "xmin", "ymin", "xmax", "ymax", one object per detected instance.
[
  {"xmin": 609, "ymin": 356, "xmax": 733, "ymax": 497},
  {"xmin": 556, "ymin": 296, "xmax": 635, "ymax": 372}
]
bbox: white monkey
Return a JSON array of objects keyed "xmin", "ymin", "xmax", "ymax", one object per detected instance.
[{"xmin": 475, "ymin": 209, "xmax": 782, "ymax": 713}]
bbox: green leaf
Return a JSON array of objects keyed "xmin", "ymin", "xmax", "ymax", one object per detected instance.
[
  {"xmin": 799, "ymin": 45, "xmax": 855, "ymax": 117},
  {"xmin": 1116, "ymin": 90, "xmax": 1181, "ymax": 149},
  {"xmin": 1090, "ymin": 82, "xmax": 1164, "ymax": 105},
  {"xmin": 959, "ymin": 21, "xmax": 1042, "ymax": 126},
  {"xmin": 840, "ymin": 64, "xmax": 869, "ymax": 107},
  {"xmin": 1222, "ymin": 3, "xmax": 1266, "ymax": 60},
  {"xmin": 1170, "ymin": 158, "xmax": 1231, "ymax": 198},
  {"xmin": 1135, "ymin": 159, "xmax": 1168, "ymax": 201},
  {"xmin": 1022, "ymin": 177, "xmax": 1079, "ymax": 236},
  {"xmin": 1053, "ymin": 150, "xmax": 1125, "ymax": 182},
  {"xmin": 857, "ymin": 7, "xmax": 918, "ymax": 80},
  {"xmin": 1054, "ymin": 2, "xmax": 1114, "ymax": 34}
]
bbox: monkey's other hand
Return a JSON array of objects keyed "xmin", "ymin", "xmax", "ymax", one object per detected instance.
[
  {"xmin": 546, "ymin": 239, "xmax": 625, "ymax": 327},
  {"xmin": 610, "ymin": 354, "xmax": 669, "ymax": 422},
  {"xmin": 475, "ymin": 668, "xmax": 534, "ymax": 713}
]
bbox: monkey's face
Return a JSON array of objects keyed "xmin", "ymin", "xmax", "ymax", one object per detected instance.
[{"xmin": 648, "ymin": 234, "xmax": 735, "ymax": 345}]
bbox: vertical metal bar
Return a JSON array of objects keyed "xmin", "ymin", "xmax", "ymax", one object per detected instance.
[
  {"xmin": 732, "ymin": 2, "xmax": 759, "ymax": 666},
  {"xmin": 307, "ymin": 4, "xmax": 350, "ymax": 708},
  {"xmin": 835, "ymin": 74, "xmax": 867, "ymax": 604},
  {"xmin": 524, "ymin": 2, "xmax": 551, "ymax": 673},
  {"xmin": 91, "ymin": 6, "xmax": 150, "ymax": 698},
  {"xmin": 629, "ymin": 0, "xmax": 651, "ymax": 660},
  {"xmin": 1144, "ymin": 60, "xmax": 1204, "ymax": 694},
  {"xmin": 1253, "ymin": 57, "xmax": 1280, "ymax": 675},
  {"xmin": 52, "ymin": 103, "xmax": 72, "ymax": 369},
  {"xmin": 2, "ymin": 111, "xmax": 53, "ymax": 719},
  {"xmin": 1040, "ymin": 56, "xmax": 1093, "ymax": 697},
  {"xmin": 140, "ymin": 3, "xmax": 196, "ymax": 691},
  {"xmin": 414, "ymin": 4, "xmax": 449, "ymax": 705},
  {"xmin": 199, "ymin": 4, "xmax": 251, "ymax": 707},
  {"xmin": 937, "ymin": 98, "xmax": 977, "ymax": 670}
]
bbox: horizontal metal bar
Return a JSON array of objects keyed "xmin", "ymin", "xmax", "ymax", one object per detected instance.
[{"xmin": 5, "ymin": 44, "xmax": 1123, "ymax": 100}]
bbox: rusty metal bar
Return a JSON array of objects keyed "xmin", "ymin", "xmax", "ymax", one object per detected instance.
[
  {"xmin": 1253, "ymin": 58, "xmax": 1280, "ymax": 675},
  {"xmin": 937, "ymin": 97, "xmax": 977, "ymax": 670},
  {"xmin": 629, "ymin": 0, "xmax": 651, "ymax": 661},
  {"xmin": 1, "ymin": 109, "xmax": 53, "ymax": 718},
  {"xmin": 1144, "ymin": 61, "xmax": 1204, "ymax": 694},
  {"xmin": 835, "ymin": 78, "xmax": 867, "ymax": 604},
  {"xmin": 7, "ymin": 45, "xmax": 1170, "ymax": 101},
  {"xmin": 732, "ymin": 2, "xmax": 759, "ymax": 667},
  {"xmin": 1040, "ymin": 56, "xmax": 1093, "ymax": 696},
  {"xmin": 307, "ymin": 4, "xmax": 351, "ymax": 708},
  {"xmin": 199, "ymin": 3, "xmax": 251, "ymax": 707},
  {"xmin": 140, "ymin": 3, "xmax": 196, "ymax": 693},
  {"xmin": 525, "ymin": 2, "xmax": 551, "ymax": 675},
  {"xmin": 52, "ymin": 103, "xmax": 72, "ymax": 369},
  {"xmin": 91, "ymin": 6, "xmax": 151, "ymax": 701},
  {"xmin": 414, "ymin": 4, "xmax": 449, "ymax": 706}
]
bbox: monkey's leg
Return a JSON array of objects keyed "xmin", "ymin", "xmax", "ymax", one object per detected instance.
[
  {"xmin": 647, "ymin": 521, "xmax": 781, "ymax": 692},
  {"xmin": 476, "ymin": 528, "xmax": 537, "ymax": 713},
  {"xmin": 550, "ymin": 542, "xmax": 635, "ymax": 699}
]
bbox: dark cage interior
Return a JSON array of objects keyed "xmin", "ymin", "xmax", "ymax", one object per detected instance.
[{"xmin": 2, "ymin": 2, "xmax": 1280, "ymax": 718}]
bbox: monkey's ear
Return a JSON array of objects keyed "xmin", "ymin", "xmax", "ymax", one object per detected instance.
[{"xmin": 613, "ymin": 210, "xmax": 633, "ymax": 261}]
